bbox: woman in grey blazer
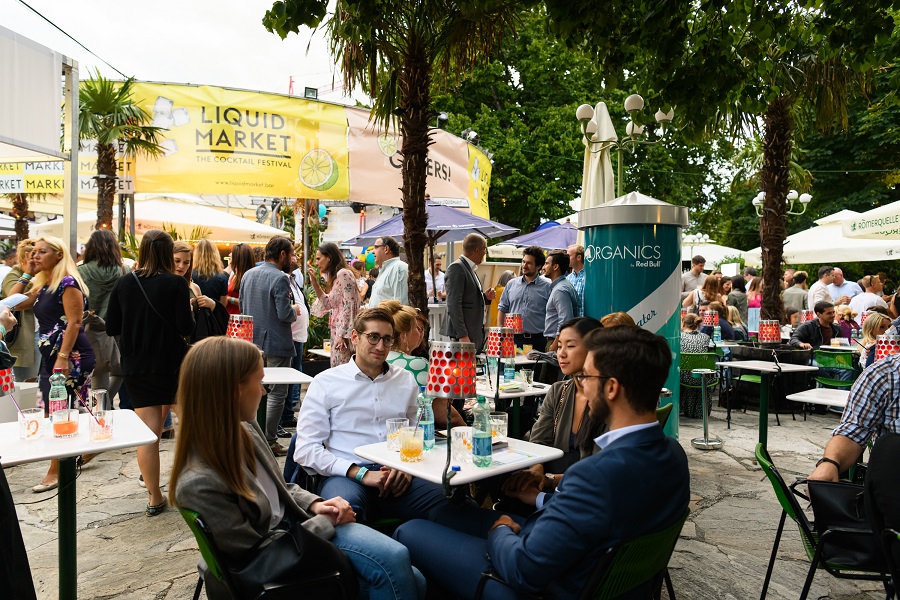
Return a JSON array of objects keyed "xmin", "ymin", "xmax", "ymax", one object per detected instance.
[{"xmin": 170, "ymin": 337, "xmax": 425, "ymax": 599}]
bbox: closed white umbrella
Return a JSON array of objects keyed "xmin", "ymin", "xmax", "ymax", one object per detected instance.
[
  {"xmin": 842, "ymin": 200, "xmax": 900, "ymax": 239},
  {"xmin": 746, "ymin": 210, "xmax": 900, "ymax": 265},
  {"xmin": 580, "ymin": 102, "xmax": 617, "ymax": 211}
]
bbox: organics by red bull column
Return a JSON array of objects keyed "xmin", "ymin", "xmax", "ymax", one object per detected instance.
[{"xmin": 579, "ymin": 192, "xmax": 688, "ymax": 439}]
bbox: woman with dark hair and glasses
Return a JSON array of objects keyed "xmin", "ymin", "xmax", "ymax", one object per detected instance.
[
  {"xmin": 226, "ymin": 243, "xmax": 256, "ymax": 315},
  {"xmin": 308, "ymin": 242, "xmax": 359, "ymax": 367},
  {"xmin": 501, "ymin": 317, "xmax": 603, "ymax": 504}
]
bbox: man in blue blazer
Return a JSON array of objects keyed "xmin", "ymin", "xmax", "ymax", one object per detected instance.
[{"xmin": 394, "ymin": 325, "xmax": 691, "ymax": 599}]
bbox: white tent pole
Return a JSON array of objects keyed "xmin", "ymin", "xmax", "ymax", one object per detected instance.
[{"xmin": 62, "ymin": 58, "xmax": 79, "ymax": 256}]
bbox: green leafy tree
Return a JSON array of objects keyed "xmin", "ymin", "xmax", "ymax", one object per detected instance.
[
  {"xmin": 79, "ymin": 72, "xmax": 165, "ymax": 231},
  {"xmin": 432, "ymin": 8, "xmax": 736, "ymax": 233},
  {"xmin": 546, "ymin": 0, "xmax": 899, "ymax": 321},
  {"xmin": 264, "ymin": 0, "xmax": 525, "ymax": 313}
]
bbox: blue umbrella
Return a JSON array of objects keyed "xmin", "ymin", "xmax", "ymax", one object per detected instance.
[
  {"xmin": 505, "ymin": 222, "xmax": 577, "ymax": 250},
  {"xmin": 343, "ymin": 201, "xmax": 518, "ymax": 246}
]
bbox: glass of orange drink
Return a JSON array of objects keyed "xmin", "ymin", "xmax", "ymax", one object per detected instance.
[
  {"xmin": 399, "ymin": 426, "xmax": 424, "ymax": 463},
  {"xmin": 52, "ymin": 409, "xmax": 80, "ymax": 438}
]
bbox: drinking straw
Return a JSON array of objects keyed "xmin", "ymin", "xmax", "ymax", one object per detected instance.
[
  {"xmin": 7, "ymin": 393, "xmax": 26, "ymax": 418},
  {"xmin": 73, "ymin": 389, "xmax": 102, "ymax": 425}
]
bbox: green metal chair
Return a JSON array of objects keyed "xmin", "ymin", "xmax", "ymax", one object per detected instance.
[
  {"xmin": 755, "ymin": 444, "xmax": 890, "ymax": 600},
  {"xmin": 813, "ymin": 348, "xmax": 858, "ymax": 389},
  {"xmin": 656, "ymin": 403, "xmax": 674, "ymax": 429},
  {"xmin": 179, "ymin": 507, "xmax": 357, "ymax": 600},
  {"xmin": 679, "ymin": 353, "xmax": 719, "ymax": 418},
  {"xmin": 474, "ymin": 509, "xmax": 689, "ymax": 599}
]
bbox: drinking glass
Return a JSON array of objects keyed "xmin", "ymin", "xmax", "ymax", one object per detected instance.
[
  {"xmin": 487, "ymin": 357, "xmax": 499, "ymax": 388},
  {"xmin": 90, "ymin": 410, "xmax": 114, "ymax": 442},
  {"xmin": 52, "ymin": 409, "xmax": 80, "ymax": 438},
  {"xmin": 399, "ymin": 427, "xmax": 424, "ymax": 463},
  {"xmin": 490, "ymin": 412, "xmax": 508, "ymax": 439},
  {"xmin": 523, "ymin": 344, "xmax": 533, "ymax": 355},
  {"xmin": 521, "ymin": 369, "xmax": 534, "ymax": 386},
  {"xmin": 323, "ymin": 338, "xmax": 332, "ymax": 352},
  {"xmin": 91, "ymin": 388, "xmax": 110, "ymax": 412},
  {"xmin": 451, "ymin": 426, "xmax": 473, "ymax": 463},
  {"xmin": 19, "ymin": 408, "xmax": 43, "ymax": 440},
  {"xmin": 386, "ymin": 418, "xmax": 408, "ymax": 451}
]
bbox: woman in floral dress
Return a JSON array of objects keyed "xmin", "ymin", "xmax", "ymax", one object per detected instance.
[
  {"xmin": 308, "ymin": 242, "xmax": 359, "ymax": 367},
  {"xmin": 10, "ymin": 236, "xmax": 95, "ymax": 492}
]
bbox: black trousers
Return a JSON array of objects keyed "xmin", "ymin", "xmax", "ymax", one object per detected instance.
[{"xmin": 0, "ymin": 464, "xmax": 37, "ymax": 600}]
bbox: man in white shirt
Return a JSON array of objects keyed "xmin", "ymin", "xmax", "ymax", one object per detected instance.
[
  {"xmin": 849, "ymin": 275, "xmax": 888, "ymax": 324},
  {"xmin": 368, "ymin": 236, "xmax": 409, "ymax": 307},
  {"xmin": 680, "ymin": 255, "xmax": 707, "ymax": 300},
  {"xmin": 827, "ymin": 267, "xmax": 862, "ymax": 304},
  {"xmin": 295, "ymin": 307, "xmax": 458, "ymax": 524},
  {"xmin": 425, "ymin": 255, "xmax": 445, "ymax": 302},
  {"xmin": 808, "ymin": 265, "xmax": 837, "ymax": 311}
]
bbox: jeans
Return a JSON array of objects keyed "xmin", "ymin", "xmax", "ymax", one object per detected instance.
[
  {"xmin": 281, "ymin": 341, "xmax": 304, "ymax": 425},
  {"xmin": 318, "ymin": 467, "xmax": 475, "ymax": 525},
  {"xmin": 332, "ymin": 522, "xmax": 426, "ymax": 600},
  {"xmin": 264, "ymin": 354, "xmax": 293, "ymax": 443},
  {"xmin": 394, "ymin": 519, "xmax": 520, "ymax": 600}
]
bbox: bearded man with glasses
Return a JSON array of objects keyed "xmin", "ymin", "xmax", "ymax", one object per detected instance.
[{"xmin": 295, "ymin": 307, "xmax": 471, "ymax": 525}]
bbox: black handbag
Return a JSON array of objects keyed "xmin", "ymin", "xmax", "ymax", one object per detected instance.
[
  {"xmin": 229, "ymin": 521, "xmax": 354, "ymax": 598},
  {"xmin": 3, "ymin": 310, "xmax": 22, "ymax": 346},
  {"xmin": 190, "ymin": 302, "xmax": 228, "ymax": 343},
  {"xmin": 807, "ymin": 479, "xmax": 886, "ymax": 571}
]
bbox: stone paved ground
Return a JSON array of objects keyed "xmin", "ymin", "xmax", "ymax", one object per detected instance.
[{"xmin": 7, "ymin": 405, "xmax": 888, "ymax": 599}]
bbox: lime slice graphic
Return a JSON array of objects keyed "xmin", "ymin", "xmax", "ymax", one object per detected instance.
[
  {"xmin": 377, "ymin": 134, "xmax": 398, "ymax": 157},
  {"xmin": 299, "ymin": 149, "xmax": 339, "ymax": 190}
]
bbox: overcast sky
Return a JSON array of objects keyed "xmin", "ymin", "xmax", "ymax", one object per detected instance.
[{"xmin": 3, "ymin": 0, "xmax": 363, "ymax": 103}]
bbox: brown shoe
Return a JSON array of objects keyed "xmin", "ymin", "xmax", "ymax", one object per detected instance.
[{"xmin": 269, "ymin": 442, "xmax": 287, "ymax": 457}]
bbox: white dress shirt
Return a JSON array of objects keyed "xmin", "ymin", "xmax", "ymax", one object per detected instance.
[
  {"xmin": 807, "ymin": 280, "xmax": 833, "ymax": 311},
  {"xmin": 294, "ymin": 358, "xmax": 419, "ymax": 477}
]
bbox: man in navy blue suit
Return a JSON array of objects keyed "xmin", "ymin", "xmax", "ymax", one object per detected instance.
[{"xmin": 394, "ymin": 325, "xmax": 691, "ymax": 599}]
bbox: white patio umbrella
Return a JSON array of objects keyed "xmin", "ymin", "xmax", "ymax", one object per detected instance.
[
  {"xmin": 580, "ymin": 102, "xmax": 617, "ymax": 211},
  {"xmin": 680, "ymin": 242, "xmax": 746, "ymax": 267},
  {"xmin": 745, "ymin": 210, "xmax": 900, "ymax": 265},
  {"xmin": 32, "ymin": 199, "xmax": 286, "ymax": 243},
  {"xmin": 842, "ymin": 200, "xmax": 900, "ymax": 239}
]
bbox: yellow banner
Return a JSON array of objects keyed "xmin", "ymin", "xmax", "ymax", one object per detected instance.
[
  {"xmin": 130, "ymin": 82, "xmax": 349, "ymax": 198},
  {"xmin": 467, "ymin": 145, "xmax": 492, "ymax": 218}
]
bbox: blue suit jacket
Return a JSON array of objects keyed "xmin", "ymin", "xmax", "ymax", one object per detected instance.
[{"xmin": 487, "ymin": 424, "xmax": 690, "ymax": 598}]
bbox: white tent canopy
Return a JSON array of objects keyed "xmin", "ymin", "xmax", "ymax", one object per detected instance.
[
  {"xmin": 842, "ymin": 200, "xmax": 900, "ymax": 240},
  {"xmin": 32, "ymin": 198, "xmax": 286, "ymax": 244},
  {"xmin": 681, "ymin": 242, "xmax": 746, "ymax": 267},
  {"xmin": 745, "ymin": 210, "xmax": 900, "ymax": 265}
]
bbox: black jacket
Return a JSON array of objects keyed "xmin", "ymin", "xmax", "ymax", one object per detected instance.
[{"xmin": 789, "ymin": 319, "xmax": 840, "ymax": 349}]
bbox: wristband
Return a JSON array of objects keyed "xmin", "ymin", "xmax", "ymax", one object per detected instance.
[
  {"xmin": 816, "ymin": 457, "xmax": 841, "ymax": 472},
  {"xmin": 0, "ymin": 325, "xmax": 6, "ymax": 338},
  {"xmin": 354, "ymin": 466, "xmax": 369, "ymax": 483},
  {"xmin": 21, "ymin": 273, "xmax": 33, "ymax": 280},
  {"xmin": 57, "ymin": 352, "xmax": 69, "ymax": 360}
]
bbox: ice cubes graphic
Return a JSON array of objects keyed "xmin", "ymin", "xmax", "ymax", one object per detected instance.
[
  {"xmin": 172, "ymin": 107, "xmax": 190, "ymax": 127},
  {"xmin": 153, "ymin": 96, "xmax": 173, "ymax": 117},
  {"xmin": 160, "ymin": 139, "xmax": 179, "ymax": 157},
  {"xmin": 152, "ymin": 113, "xmax": 174, "ymax": 129}
]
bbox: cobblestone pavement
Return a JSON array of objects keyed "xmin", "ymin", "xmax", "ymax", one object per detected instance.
[{"xmin": 7, "ymin": 405, "xmax": 887, "ymax": 599}]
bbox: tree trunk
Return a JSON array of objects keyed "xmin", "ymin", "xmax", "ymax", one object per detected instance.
[
  {"xmin": 11, "ymin": 193, "xmax": 29, "ymax": 243},
  {"xmin": 95, "ymin": 142, "xmax": 118, "ymax": 230},
  {"xmin": 398, "ymin": 35, "xmax": 432, "ymax": 316},
  {"xmin": 759, "ymin": 97, "xmax": 791, "ymax": 321}
]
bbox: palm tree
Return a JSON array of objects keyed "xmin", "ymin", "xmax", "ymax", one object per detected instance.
[
  {"xmin": 10, "ymin": 193, "xmax": 30, "ymax": 242},
  {"xmin": 264, "ymin": 0, "xmax": 522, "ymax": 313},
  {"xmin": 79, "ymin": 72, "xmax": 165, "ymax": 231}
]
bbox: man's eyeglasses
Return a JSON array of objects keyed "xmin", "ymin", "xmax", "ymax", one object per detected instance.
[
  {"xmin": 372, "ymin": 244, "xmax": 385, "ymax": 249},
  {"xmin": 358, "ymin": 331, "xmax": 395, "ymax": 346},
  {"xmin": 573, "ymin": 373, "xmax": 611, "ymax": 387}
]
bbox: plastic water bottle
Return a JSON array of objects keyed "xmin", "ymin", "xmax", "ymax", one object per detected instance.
[
  {"xmin": 503, "ymin": 357, "xmax": 515, "ymax": 382},
  {"xmin": 713, "ymin": 326, "xmax": 722, "ymax": 343},
  {"xmin": 48, "ymin": 368, "xmax": 68, "ymax": 419},
  {"xmin": 416, "ymin": 386, "xmax": 435, "ymax": 452},
  {"xmin": 472, "ymin": 396, "xmax": 492, "ymax": 467}
]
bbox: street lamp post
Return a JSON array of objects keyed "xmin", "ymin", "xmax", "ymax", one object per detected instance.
[
  {"xmin": 751, "ymin": 190, "xmax": 812, "ymax": 217},
  {"xmin": 682, "ymin": 233, "xmax": 711, "ymax": 262},
  {"xmin": 576, "ymin": 95, "xmax": 674, "ymax": 198}
]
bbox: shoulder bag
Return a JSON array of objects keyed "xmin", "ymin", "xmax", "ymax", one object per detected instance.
[
  {"xmin": 132, "ymin": 272, "xmax": 190, "ymax": 349},
  {"xmin": 228, "ymin": 520, "xmax": 355, "ymax": 598},
  {"xmin": 807, "ymin": 479, "xmax": 886, "ymax": 571}
]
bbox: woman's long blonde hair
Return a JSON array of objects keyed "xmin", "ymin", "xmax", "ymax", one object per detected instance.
[
  {"xmin": 31, "ymin": 235, "xmax": 88, "ymax": 296},
  {"xmin": 726, "ymin": 305, "xmax": 746, "ymax": 328},
  {"xmin": 169, "ymin": 337, "xmax": 263, "ymax": 506},
  {"xmin": 861, "ymin": 312, "xmax": 891, "ymax": 347},
  {"xmin": 379, "ymin": 299, "xmax": 418, "ymax": 351},
  {"xmin": 193, "ymin": 238, "xmax": 224, "ymax": 278}
]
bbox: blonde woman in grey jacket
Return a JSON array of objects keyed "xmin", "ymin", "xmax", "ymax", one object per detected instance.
[{"xmin": 170, "ymin": 337, "xmax": 425, "ymax": 599}]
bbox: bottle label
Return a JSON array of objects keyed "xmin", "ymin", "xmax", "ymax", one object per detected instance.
[
  {"xmin": 49, "ymin": 399, "xmax": 67, "ymax": 416},
  {"xmin": 472, "ymin": 432, "xmax": 492, "ymax": 457},
  {"xmin": 419, "ymin": 421, "xmax": 434, "ymax": 446}
]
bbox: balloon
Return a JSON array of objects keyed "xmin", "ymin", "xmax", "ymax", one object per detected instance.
[
  {"xmin": 365, "ymin": 252, "xmax": 375, "ymax": 269},
  {"xmin": 318, "ymin": 204, "xmax": 327, "ymax": 219}
]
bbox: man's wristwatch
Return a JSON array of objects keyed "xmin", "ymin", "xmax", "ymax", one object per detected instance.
[
  {"xmin": 816, "ymin": 457, "xmax": 841, "ymax": 472},
  {"xmin": 544, "ymin": 473, "xmax": 555, "ymax": 487}
]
